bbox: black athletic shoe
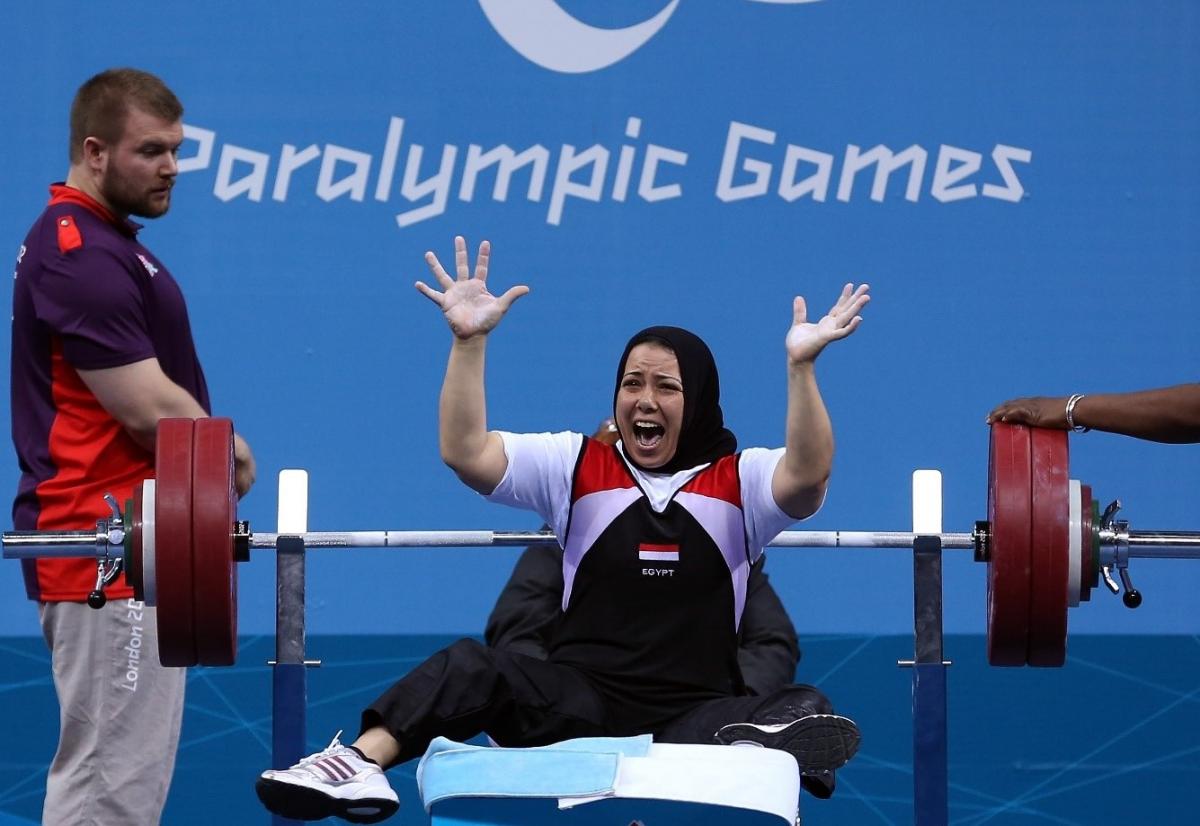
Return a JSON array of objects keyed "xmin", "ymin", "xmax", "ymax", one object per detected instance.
[
  {"xmin": 800, "ymin": 769, "xmax": 836, "ymax": 799},
  {"xmin": 714, "ymin": 713, "xmax": 861, "ymax": 774}
]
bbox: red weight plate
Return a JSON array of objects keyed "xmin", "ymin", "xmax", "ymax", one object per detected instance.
[
  {"xmin": 1080, "ymin": 485, "xmax": 1095, "ymax": 602},
  {"xmin": 156, "ymin": 419, "xmax": 197, "ymax": 667},
  {"xmin": 128, "ymin": 484, "xmax": 144, "ymax": 602},
  {"xmin": 987, "ymin": 423, "xmax": 1033, "ymax": 666},
  {"xmin": 1028, "ymin": 428, "xmax": 1069, "ymax": 667},
  {"xmin": 191, "ymin": 418, "xmax": 238, "ymax": 665},
  {"xmin": 1066, "ymin": 480, "xmax": 1082, "ymax": 608}
]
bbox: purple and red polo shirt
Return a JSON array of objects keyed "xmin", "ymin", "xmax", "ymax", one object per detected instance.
[{"xmin": 10, "ymin": 184, "xmax": 210, "ymax": 601}]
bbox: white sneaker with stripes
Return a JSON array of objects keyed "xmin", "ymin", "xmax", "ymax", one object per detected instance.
[{"xmin": 256, "ymin": 732, "xmax": 400, "ymax": 823}]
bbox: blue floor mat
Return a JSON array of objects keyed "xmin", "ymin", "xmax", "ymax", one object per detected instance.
[{"xmin": 2, "ymin": 634, "xmax": 1197, "ymax": 825}]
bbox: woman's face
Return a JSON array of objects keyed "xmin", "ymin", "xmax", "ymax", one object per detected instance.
[{"xmin": 615, "ymin": 342, "xmax": 684, "ymax": 469}]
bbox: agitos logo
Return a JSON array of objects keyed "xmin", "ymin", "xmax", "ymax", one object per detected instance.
[{"xmin": 477, "ymin": 0, "xmax": 824, "ymax": 74}]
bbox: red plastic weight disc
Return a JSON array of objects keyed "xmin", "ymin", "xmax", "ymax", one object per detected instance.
[
  {"xmin": 987, "ymin": 423, "xmax": 1033, "ymax": 666},
  {"xmin": 156, "ymin": 418, "xmax": 197, "ymax": 667},
  {"xmin": 192, "ymin": 418, "xmax": 238, "ymax": 666},
  {"xmin": 1027, "ymin": 428, "xmax": 1069, "ymax": 667}
]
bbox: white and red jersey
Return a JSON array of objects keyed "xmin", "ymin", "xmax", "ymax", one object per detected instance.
[{"xmin": 486, "ymin": 431, "xmax": 798, "ymax": 731}]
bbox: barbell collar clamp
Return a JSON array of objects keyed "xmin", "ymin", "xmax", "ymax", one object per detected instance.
[
  {"xmin": 1101, "ymin": 499, "xmax": 1123, "ymax": 530},
  {"xmin": 1102, "ymin": 566, "xmax": 1120, "ymax": 595},
  {"xmin": 87, "ymin": 557, "xmax": 124, "ymax": 610},
  {"xmin": 234, "ymin": 521, "xmax": 251, "ymax": 562},
  {"xmin": 101, "ymin": 521, "xmax": 125, "ymax": 548},
  {"xmin": 973, "ymin": 521, "xmax": 991, "ymax": 562},
  {"xmin": 104, "ymin": 493, "xmax": 123, "ymax": 526},
  {"xmin": 1118, "ymin": 568, "xmax": 1142, "ymax": 608}
]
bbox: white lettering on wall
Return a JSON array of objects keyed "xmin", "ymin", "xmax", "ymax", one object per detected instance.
[{"xmin": 178, "ymin": 116, "xmax": 1031, "ymax": 228}]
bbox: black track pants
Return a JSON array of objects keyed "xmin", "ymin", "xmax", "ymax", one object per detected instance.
[
  {"xmin": 362, "ymin": 639, "xmax": 611, "ymax": 765},
  {"xmin": 362, "ymin": 638, "xmax": 836, "ymax": 768}
]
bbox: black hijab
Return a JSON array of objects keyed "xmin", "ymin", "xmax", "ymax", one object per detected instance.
[{"xmin": 613, "ymin": 326, "xmax": 738, "ymax": 474}]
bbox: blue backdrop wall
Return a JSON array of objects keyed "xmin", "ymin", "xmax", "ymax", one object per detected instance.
[{"xmin": 2, "ymin": 0, "xmax": 1198, "ymax": 639}]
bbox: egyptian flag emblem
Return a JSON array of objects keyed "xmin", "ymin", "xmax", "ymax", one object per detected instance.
[{"xmin": 638, "ymin": 542, "xmax": 679, "ymax": 562}]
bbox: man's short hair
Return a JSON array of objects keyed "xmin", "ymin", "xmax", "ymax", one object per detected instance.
[{"xmin": 69, "ymin": 68, "xmax": 183, "ymax": 163}]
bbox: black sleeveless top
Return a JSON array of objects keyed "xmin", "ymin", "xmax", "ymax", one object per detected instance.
[{"xmin": 549, "ymin": 437, "xmax": 753, "ymax": 733}]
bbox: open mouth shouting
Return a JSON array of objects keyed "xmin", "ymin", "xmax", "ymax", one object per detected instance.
[{"xmin": 633, "ymin": 420, "xmax": 666, "ymax": 450}]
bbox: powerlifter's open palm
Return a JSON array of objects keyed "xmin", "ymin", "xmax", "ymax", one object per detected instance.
[
  {"xmin": 415, "ymin": 236, "xmax": 529, "ymax": 339},
  {"xmin": 773, "ymin": 282, "xmax": 871, "ymax": 520},
  {"xmin": 419, "ymin": 236, "xmax": 525, "ymax": 496},
  {"xmin": 785, "ymin": 283, "xmax": 870, "ymax": 365}
]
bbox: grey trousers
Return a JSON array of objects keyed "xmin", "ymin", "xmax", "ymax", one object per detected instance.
[{"xmin": 38, "ymin": 599, "xmax": 186, "ymax": 826}]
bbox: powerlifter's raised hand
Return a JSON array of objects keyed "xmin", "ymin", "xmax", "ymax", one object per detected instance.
[
  {"xmin": 772, "ymin": 281, "xmax": 870, "ymax": 519},
  {"xmin": 415, "ymin": 236, "xmax": 529, "ymax": 339},
  {"xmin": 785, "ymin": 283, "xmax": 870, "ymax": 365}
]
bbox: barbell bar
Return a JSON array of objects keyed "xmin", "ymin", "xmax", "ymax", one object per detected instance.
[
  {"xmin": 5, "ymin": 419, "xmax": 1200, "ymax": 668},
  {"xmin": 2, "ymin": 528, "xmax": 982, "ymax": 552}
]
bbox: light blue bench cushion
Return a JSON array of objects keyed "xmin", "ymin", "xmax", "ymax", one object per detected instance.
[{"xmin": 417, "ymin": 735, "xmax": 653, "ymax": 811}]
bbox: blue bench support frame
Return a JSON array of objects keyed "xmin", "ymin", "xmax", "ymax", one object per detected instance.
[
  {"xmin": 911, "ymin": 534, "xmax": 949, "ymax": 826},
  {"xmin": 266, "ymin": 533, "xmax": 955, "ymax": 824},
  {"xmin": 271, "ymin": 536, "xmax": 308, "ymax": 826}
]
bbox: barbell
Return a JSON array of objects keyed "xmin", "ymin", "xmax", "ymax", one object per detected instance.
[{"xmin": 4, "ymin": 418, "xmax": 1198, "ymax": 669}]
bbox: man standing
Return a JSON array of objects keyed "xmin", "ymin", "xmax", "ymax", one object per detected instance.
[{"xmin": 10, "ymin": 68, "xmax": 255, "ymax": 824}]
